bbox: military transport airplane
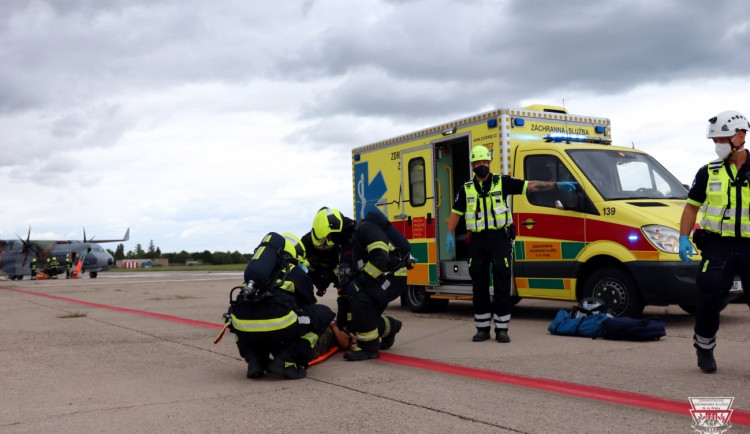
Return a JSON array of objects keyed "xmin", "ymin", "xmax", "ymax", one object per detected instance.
[{"xmin": 0, "ymin": 228, "xmax": 130, "ymax": 280}]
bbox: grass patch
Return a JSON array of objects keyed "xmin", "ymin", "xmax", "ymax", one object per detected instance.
[
  {"xmin": 109, "ymin": 264, "xmax": 246, "ymax": 272},
  {"xmin": 58, "ymin": 312, "xmax": 87, "ymax": 319}
]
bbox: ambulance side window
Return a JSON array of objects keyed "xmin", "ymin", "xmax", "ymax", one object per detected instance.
[
  {"xmin": 526, "ymin": 155, "xmax": 574, "ymax": 209},
  {"xmin": 408, "ymin": 157, "xmax": 426, "ymax": 207}
]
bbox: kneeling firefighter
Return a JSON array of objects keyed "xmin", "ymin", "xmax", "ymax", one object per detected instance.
[
  {"xmin": 311, "ymin": 207, "xmax": 407, "ymax": 361},
  {"xmin": 227, "ymin": 232, "xmax": 334, "ymax": 379}
]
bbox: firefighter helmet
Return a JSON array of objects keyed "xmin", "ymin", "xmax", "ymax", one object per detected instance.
[
  {"xmin": 311, "ymin": 207, "xmax": 343, "ymax": 248},
  {"xmin": 281, "ymin": 232, "xmax": 305, "ymax": 262}
]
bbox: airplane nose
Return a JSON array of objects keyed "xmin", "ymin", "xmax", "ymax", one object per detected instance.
[{"xmin": 108, "ymin": 258, "xmax": 114, "ymax": 266}]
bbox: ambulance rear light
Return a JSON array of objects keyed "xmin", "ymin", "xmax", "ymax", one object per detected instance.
[{"xmin": 543, "ymin": 133, "xmax": 612, "ymax": 144}]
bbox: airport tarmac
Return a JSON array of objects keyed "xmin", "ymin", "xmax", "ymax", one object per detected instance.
[{"xmin": 2, "ymin": 271, "xmax": 750, "ymax": 433}]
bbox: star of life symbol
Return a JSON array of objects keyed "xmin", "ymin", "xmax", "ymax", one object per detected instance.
[{"xmin": 689, "ymin": 397, "xmax": 734, "ymax": 434}]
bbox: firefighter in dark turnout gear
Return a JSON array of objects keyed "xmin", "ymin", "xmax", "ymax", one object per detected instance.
[
  {"xmin": 30, "ymin": 257, "xmax": 38, "ymax": 280},
  {"xmin": 446, "ymin": 145, "xmax": 576, "ymax": 343},
  {"xmin": 679, "ymin": 110, "xmax": 750, "ymax": 373},
  {"xmin": 230, "ymin": 232, "xmax": 334, "ymax": 379},
  {"xmin": 311, "ymin": 207, "xmax": 404, "ymax": 361},
  {"xmin": 301, "ymin": 232, "xmax": 340, "ymax": 297}
]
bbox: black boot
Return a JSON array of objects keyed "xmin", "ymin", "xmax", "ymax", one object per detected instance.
[
  {"xmin": 268, "ymin": 358, "xmax": 307, "ymax": 379},
  {"xmin": 344, "ymin": 340, "xmax": 380, "ymax": 361},
  {"xmin": 472, "ymin": 329, "xmax": 490, "ymax": 342},
  {"xmin": 696, "ymin": 348, "xmax": 717, "ymax": 373},
  {"xmin": 380, "ymin": 317, "xmax": 402, "ymax": 350},
  {"xmin": 245, "ymin": 352, "xmax": 269, "ymax": 379}
]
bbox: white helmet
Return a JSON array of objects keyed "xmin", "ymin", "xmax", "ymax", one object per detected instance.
[{"xmin": 706, "ymin": 110, "xmax": 750, "ymax": 139}]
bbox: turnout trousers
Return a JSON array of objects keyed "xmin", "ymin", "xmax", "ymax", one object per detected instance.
[
  {"xmin": 468, "ymin": 230, "xmax": 513, "ymax": 333},
  {"xmin": 694, "ymin": 236, "xmax": 750, "ymax": 350},
  {"xmin": 348, "ymin": 275, "xmax": 406, "ymax": 351},
  {"xmin": 234, "ymin": 303, "xmax": 334, "ymax": 368}
]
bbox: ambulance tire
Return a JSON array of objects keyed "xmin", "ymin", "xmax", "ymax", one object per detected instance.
[
  {"xmin": 401, "ymin": 285, "xmax": 449, "ymax": 313},
  {"xmin": 584, "ymin": 267, "xmax": 643, "ymax": 317}
]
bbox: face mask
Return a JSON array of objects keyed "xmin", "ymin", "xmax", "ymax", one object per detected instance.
[
  {"xmin": 473, "ymin": 165, "xmax": 490, "ymax": 178},
  {"xmin": 715, "ymin": 142, "xmax": 732, "ymax": 160}
]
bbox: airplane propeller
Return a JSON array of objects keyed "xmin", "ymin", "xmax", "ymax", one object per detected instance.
[{"xmin": 15, "ymin": 227, "xmax": 38, "ymax": 266}]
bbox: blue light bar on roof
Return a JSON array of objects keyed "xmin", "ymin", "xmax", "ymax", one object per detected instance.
[
  {"xmin": 542, "ymin": 132, "xmax": 613, "ymax": 144},
  {"xmin": 514, "ymin": 118, "xmax": 525, "ymax": 127},
  {"xmin": 595, "ymin": 126, "xmax": 606, "ymax": 134},
  {"xmin": 487, "ymin": 119, "xmax": 498, "ymax": 128}
]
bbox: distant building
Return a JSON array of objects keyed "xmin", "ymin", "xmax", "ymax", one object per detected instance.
[{"xmin": 117, "ymin": 258, "xmax": 168, "ymax": 268}]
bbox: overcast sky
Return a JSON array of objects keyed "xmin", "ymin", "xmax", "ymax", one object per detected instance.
[{"xmin": 2, "ymin": 0, "xmax": 749, "ymax": 254}]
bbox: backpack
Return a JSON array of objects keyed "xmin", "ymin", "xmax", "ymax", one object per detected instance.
[
  {"xmin": 548, "ymin": 309, "xmax": 609, "ymax": 338},
  {"xmin": 601, "ymin": 317, "xmax": 666, "ymax": 341}
]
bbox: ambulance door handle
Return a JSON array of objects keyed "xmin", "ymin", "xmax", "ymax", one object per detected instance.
[
  {"xmin": 408, "ymin": 216, "xmax": 412, "ymax": 226},
  {"xmin": 521, "ymin": 220, "xmax": 537, "ymax": 228},
  {"xmin": 427, "ymin": 213, "xmax": 432, "ymax": 225}
]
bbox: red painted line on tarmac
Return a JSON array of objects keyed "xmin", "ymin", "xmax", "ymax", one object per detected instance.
[
  {"xmin": 378, "ymin": 352, "xmax": 750, "ymax": 425},
  {"xmin": 0, "ymin": 286, "xmax": 222, "ymax": 330},
  {"xmin": 5, "ymin": 285, "xmax": 750, "ymax": 424}
]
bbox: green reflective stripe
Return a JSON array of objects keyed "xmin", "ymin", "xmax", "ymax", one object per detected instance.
[
  {"xmin": 302, "ymin": 332, "xmax": 318, "ymax": 348},
  {"xmin": 357, "ymin": 328, "xmax": 379, "ymax": 342},
  {"xmin": 363, "ymin": 262, "xmax": 383, "ymax": 278},
  {"xmin": 367, "ymin": 241, "xmax": 389, "ymax": 253},
  {"xmin": 231, "ymin": 311, "xmax": 298, "ymax": 332}
]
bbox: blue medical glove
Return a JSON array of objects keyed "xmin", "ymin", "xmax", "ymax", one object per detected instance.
[
  {"xmin": 678, "ymin": 235, "xmax": 693, "ymax": 263},
  {"xmin": 446, "ymin": 233, "xmax": 455, "ymax": 253},
  {"xmin": 558, "ymin": 182, "xmax": 578, "ymax": 191}
]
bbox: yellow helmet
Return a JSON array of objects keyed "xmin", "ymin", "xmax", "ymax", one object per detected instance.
[
  {"xmin": 311, "ymin": 207, "xmax": 343, "ymax": 248},
  {"xmin": 281, "ymin": 232, "xmax": 306, "ymax": 262},
  {"xmin": 470, "ymin": 146, "xmax": 491, "ymax": 163}
]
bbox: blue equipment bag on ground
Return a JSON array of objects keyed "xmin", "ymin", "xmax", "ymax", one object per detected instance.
[
  {"xmin": 548, "ymin": 309, "xmax": 609, "ymax": 338},
  {"xmin": 601, "ymin": 317, "xmax": 666, "ymax": 341}
]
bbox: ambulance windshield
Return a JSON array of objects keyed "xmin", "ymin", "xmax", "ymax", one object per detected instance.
[{"xmin": 568, "ymin": 149, "xmax": 688, "ymax": 200}]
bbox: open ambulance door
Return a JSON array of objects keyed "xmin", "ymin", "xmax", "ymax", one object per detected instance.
[
  {"xmin": 397, "ymin": 145, "xmax": 438, "ymax": 288},
  {"xmin": 512, "ymin": 151, "xmax": 585, "ymax": 302}
]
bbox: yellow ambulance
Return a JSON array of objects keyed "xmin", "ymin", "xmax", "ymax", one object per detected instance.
[{"xmin": 352, "ymin": 104, "xmax": 735, "ymax": 317}]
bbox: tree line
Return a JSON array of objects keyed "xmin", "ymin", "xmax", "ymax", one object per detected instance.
[{"xmin": 108, "ymin": 240, "xmax": 251, "ymax": 265}]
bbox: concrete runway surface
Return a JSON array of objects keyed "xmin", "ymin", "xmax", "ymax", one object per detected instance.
[{"xmin": 2, "ymin": 271, "xmax": 750, "ymax": 433}]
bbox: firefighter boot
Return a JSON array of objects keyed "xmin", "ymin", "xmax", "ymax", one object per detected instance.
[
  {"xmin": 268, "ymin": 351, "xmax": 307, "ymax": 380},
  {"xmin": 344, "ymin": 340, "xmax": 380, "ymax": 361},
  {"xmin": 379, "ymin": 317, "xmax": 402, "ymax": 351},
  {"xmin": 696, "ymin": 348, "xmax": 717, "ymax": 373},
  {"xmin": 245, "ymin": 352, "xmax": 267, "ymax": 379}
]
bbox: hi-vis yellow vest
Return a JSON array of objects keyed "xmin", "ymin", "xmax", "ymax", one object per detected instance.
[
  {"xmin": 464, "ymin": 176, "xmax": 511, "ymax": 232},
  {"xmin": 701, "ymin": 160, "xmax": 750, "ymax": 237}
]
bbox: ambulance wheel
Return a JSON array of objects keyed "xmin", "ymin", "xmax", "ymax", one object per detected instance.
[
  {"xmin": 584, "ymin": 267, "xmax": 643, "ymax": 317},
  {"xmin": 401, "ymin": 286, "xmax": 449, "ymax": 313}
]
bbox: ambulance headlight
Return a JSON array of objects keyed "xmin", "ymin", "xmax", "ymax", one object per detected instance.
[{"xmin": 641, "ymin": 225, "xmax": 686, "ymax": 254}]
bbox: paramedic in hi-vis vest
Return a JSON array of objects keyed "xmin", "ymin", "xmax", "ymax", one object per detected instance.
[
  {"xmin": 446, "ymin": 145, "xmax": 576, "ymax": 343},
  {"xmin": 679, "ymin": 110, "xmax": 750, "ymax": 374}
]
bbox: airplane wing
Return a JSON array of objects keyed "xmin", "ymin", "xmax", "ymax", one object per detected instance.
[{"xmin": 85, "ymin": 228, "xmax": 130, "ymax": 244}]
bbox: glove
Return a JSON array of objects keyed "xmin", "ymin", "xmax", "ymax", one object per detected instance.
[
  {"xmin": 678, "ymin": 235, "xmax": 693, "ymax": 263},
  {"xmin": 446, "ymin": 232, "xmax": 455, "ymax": 253},
  {"xmin": 557, "ymin": 182, "xmax": 578, "ymax": 191}
]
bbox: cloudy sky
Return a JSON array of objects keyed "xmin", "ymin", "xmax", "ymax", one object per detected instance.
[{"xmin": 2, "ymin": 0, "xmax": 749, "ymax": 254}]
